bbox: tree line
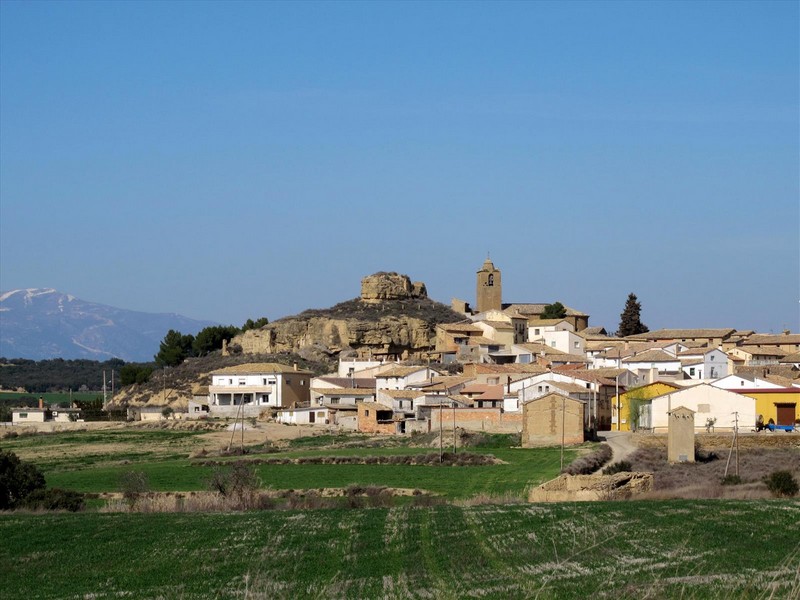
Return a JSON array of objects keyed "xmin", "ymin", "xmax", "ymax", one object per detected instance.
[
  {"xmin": 0, "ymin": 358, "xmax": 127, "ymax": 393},
  {"xmin": 154, "ymin": 317, "xmax": 269, "ymax": 367}
]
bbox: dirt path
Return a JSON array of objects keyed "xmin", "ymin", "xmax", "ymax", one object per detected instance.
[{"xmin": 599, "ymin": 430, "xmax": 638, "ymax": 464}]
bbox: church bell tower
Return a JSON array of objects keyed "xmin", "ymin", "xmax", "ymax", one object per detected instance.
[{"xmin": 476, "ymin": 257, "xmax": 502, "ymax": 313}]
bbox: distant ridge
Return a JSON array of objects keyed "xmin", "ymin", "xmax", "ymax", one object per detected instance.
[{"xmin": 0, "ymin": 288, "xmax": 216, "ymax": 361}]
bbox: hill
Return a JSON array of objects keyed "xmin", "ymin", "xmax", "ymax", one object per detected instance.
[
  {"xmin": 0, "ymin": 289, "xmax": 216, "ymax": 362},
  {"xmin": 110, "ymin": 351, "xmax": 334, "ymax": 410},
  {"xmin": 231, "ymin": 273, "xmax": 465, "ymax": 361}
]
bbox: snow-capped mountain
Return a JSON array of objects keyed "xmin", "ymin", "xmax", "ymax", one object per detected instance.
[{"xmin": 0, "ymin": 288, "xmax": 216, "ymax": 362}]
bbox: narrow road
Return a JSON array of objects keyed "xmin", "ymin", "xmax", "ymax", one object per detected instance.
[{"xmin": 599, "ymin": 430, "xmax": 638, "ymax": 464}]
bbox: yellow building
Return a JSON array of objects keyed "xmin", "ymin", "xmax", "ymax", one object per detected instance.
[
  {"xmin": 612, "ymin": 381, "xmax": 680, "ymax": 431},
  {"xmin": 736, "ymin": 388, "xmax": 799, "ymax": 427}
]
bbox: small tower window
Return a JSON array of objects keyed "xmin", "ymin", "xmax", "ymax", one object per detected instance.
[{"xmin": 487, "ymin": 274, "xmax": 494, "ymax": 286}]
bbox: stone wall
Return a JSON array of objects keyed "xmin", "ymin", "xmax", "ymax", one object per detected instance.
[
  {"xmin": 529, "ymin": 472, "xmax": 654, "ymax": 502},
  {"xmin": 633, "ymin": 432, "xmax": 800, "ymax": 450},
  {"xmin": 431, "ymin": 408, "xmax": 522, "ymax": 433}
]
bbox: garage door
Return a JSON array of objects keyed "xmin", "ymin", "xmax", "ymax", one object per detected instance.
[{"xmin": 776, "ymin": 404, "xmax": 796, "ymax": 426}]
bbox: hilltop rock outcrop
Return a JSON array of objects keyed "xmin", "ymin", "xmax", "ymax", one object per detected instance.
[
  {"xmin": 232, "ymin": 273, "xmax": 460, "ymax": 360},
  {"xmin": 360, "ymin": 272, "xmax": 427, "ymax": 304}
]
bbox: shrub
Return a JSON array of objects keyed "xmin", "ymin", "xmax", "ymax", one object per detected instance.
[
  {"xmin": 562, "ymin": 444, "xmax": 613, "ymax": 475},
  {"xmin": 602, "ymin": 460, "xmax": 632, "ymax": 475},
  {"xmin": 721, "ymin": 475, "xmax": 742, "ymax": 486},
  {"xmin": 23, "ymin": 488, "xmax": 84, "ymax": 512},
  {"xmin": 0, "ymin": 450, "xmax": 46, "ymax": 509},
  {"xmin": 763, "ymin": 471, "xmax": 799, "ymax": 497},
  {"xmin": 209, "ymin": 462, "xmax": 261, "ymax": 507},
  {"xmin": 119, "ymin": 471, "xmax": 150, "ymax": 508}
]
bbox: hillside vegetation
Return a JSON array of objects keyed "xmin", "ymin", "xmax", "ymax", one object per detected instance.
[{"xmin": 290, "ymin": 296, "xmax": 464, "ymax": 325}]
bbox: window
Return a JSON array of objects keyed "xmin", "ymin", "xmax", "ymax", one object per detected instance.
[
  {"xmin": 537, "ymin": 386, "xmax": 543, "ymax": 392},
  {"xmin": 574, "ymin": 341, "xmax": 580, "ymax": 349},
  {"xmin": 263, "ymin": 378, "xmax": 268, "ymax": 385},
  {"xmin": 710, "ymin": 355, "xmax": 714, "ymax": 361},
  {"xmin": 534, "ymin": 329, "xmax": 540, "ymax": 335},
  {"xmin": 487, "ymin": 274, "xmax": 494, "ymax": 286},
  {"xmin": 488, "ymin": 377, "xmax": 499, "ymax": 385},
  {"xmin": 229, "ymin": 379, "xmax": 233, "ymax": 385},
  {"xmin": 301, "ymin": 380, "xmax": 305, "ymax": 386},
  {"xmin": 19, "ymin": 413, "xmax": 27, "ymax": 419},
  {"xmin": 365, "ymin": 409, "xmax": 370, "ymax": 417},
  {"xmin": 238, "ymin": 378, "xmax": 246, "ymax": 386},
  {"xmin": 331, "ymin": 398, "xmax": 340, "ymax": 404},
  {"xmin": 689, "ymin": 368, "xmax": 695, "ymax": 376},
  {"xmin": 551, "ymin": 341, "xmax": 556, "ymax": 348},
  {"xmin": 286, "ymin": 378, "xmax": 291, "ymax": 384}
]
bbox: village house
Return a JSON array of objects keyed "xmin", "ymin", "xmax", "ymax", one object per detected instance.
[
  {"xmin": 521, "ymin": 393, "xmax": 586, "ymax": 447},
  {"xmin": 357, "ymin": 401, "xmax": 397, "ymax": 434},
  {"xmin": 375, "ymin": 365, "xmax": 440, "ymax": 390},
  {"xmin": 730, "ymin": 387, "xmax": 799, "ymax": 428},
  {"xmin": 206, "ymin": 362, "xmax": 312, "ymax": 417},
  {"xmin": 727, "ymin": 345, "xmax": 788, "ymax": 368},
  {"xmin": 711, "ymin": 374, "xmax": 785, "ymax": 390},
  {"xmin": 11, "ymin": 399, "xmax": 81, "ymax": 425},
  {"xmin": 638, "ymin": 383, "xmax": 756, "ymax": 433},
  {"xmin": 610, "ymin": 381, "xmax": 682, "ymax": 431},
  {"xmin": 678, "ymin": 348, "xmax": 728, "ymax": 380},
  {"xmin": 275, "ymin": 406, "xmax": 335, "ymax": 427},
  {"xmin": 621, "ymin": 349, "xmax": 682, "ymax": 382},
  {"xmin": 624, "ymin": 328, "xmax": 738, "ymax": 347}
]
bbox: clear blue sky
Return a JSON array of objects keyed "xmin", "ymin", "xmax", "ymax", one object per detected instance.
[{"xmin": 1, "ymin": 1, "xmax": 797, "ymax": 333}]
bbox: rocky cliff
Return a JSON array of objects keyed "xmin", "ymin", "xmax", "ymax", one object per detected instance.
[{"xmin": 232, "ymin": 273, "xmax": 462, "ymax": 361}]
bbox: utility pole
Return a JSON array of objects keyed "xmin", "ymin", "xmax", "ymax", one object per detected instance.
[
  {"xmin": 439, "ymin": 401, "xmax": 443, "ymax": 463},
  {"xmin": 724, "ymin": 412, "xmax": 740, "ymax": 478},
  {"xmin": 452, "ymin": 400, "xmax": 456, "ymax": 454},
  {"xmin": 615, "ymin": 374, "xmax": 620, "ymax": 431},
  {"xmin": 560, "ymin": 396, "xmax": 565, "ymax": 471},
  {"xmin": 103, "ymin": 371, "xmax": 107, "ymax": 408}
]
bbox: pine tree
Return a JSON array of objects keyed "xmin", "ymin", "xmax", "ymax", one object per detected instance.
[
  {"xmin": 618, "ymin": 293, "xmax": 649, "ymax": 337},
  {"xmin": 541, "ymin": 302, "xmax": 567, "ymax": 319}
]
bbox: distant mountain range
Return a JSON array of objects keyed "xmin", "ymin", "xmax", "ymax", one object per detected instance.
[{"xmin": 0, "ymin": 289, "xmax": 217, "ymax": 362}]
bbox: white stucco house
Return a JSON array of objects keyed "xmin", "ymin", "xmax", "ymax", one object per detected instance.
[
  {"xmin": 208, "ymin": 362, "xmax": 312, "ymax": 417},
  {"xmin": 679, "ymin": 348, "xmax": 728, "ymax": 380},
  {"xmin": 375, "ymin": 366, "xmax": 441, "ymax": 390},
  {"xmin": 639, "ymin": 384, "xmax": 756, "ymax": 433}
]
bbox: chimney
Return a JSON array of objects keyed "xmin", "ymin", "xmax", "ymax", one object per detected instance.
[
  {"xmin": 38, "ymin": 397, "xmax": 44, "ymax": 410},
  {"xmin": 293, "ymin": 363, "xmax": 298, "ymax": 371}
]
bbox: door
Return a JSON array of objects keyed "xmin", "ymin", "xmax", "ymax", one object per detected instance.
[
  {"xmin": 776, "ymin": 404, "xmax": 796, "ymax": 426},
  {"xmin": 309, "ymin": 411, "xmax": 315, "ymax": 424}
]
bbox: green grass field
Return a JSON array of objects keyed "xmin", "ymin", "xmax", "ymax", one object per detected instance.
[
  {"xmin": 2, "ymin": 500, "xmax": 798, "ymax": 599},
  {"xmin": 1, "ymin": 428, "xmax": 575, "ymax": 499},
  {"xmin": 0, "ymin": 391, "xmax": 102, "ymax": 405}
]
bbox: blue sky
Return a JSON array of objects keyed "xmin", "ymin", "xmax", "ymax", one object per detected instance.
[{"xmin": 1, "ymin": 1, "xmax": 797, "ymax": 333}]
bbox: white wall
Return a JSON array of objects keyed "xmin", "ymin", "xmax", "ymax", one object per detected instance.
[{"xmin": 649, "ymin": 385, "xmax": 756, "ymax": 432}]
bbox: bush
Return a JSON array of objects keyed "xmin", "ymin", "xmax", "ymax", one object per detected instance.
[
  {"xmin": 602, "ymin": 460, "xmax": 632, "ymax": 475},
  {"xmin": 763, "ymin": 471, "xmax": 799, "ymax": 497},
  {"xmin": 562, "ymin": 444, "xmax": 613, "ymax": 475},
  {"xmin": 119, "ymin": 471, "xmax": 150, "ymax": 508},
  {"xmin": 209, "ymin": 462, "xmax": 260, "ymax": 504},
  {"xmin": 0, "ymin": 450, "xmax": 46, "ymax": 509},
  {"xmin": 23, "ymin": 488, "xmax": 84, "ymax": 512}
]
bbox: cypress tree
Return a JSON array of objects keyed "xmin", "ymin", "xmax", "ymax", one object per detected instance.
[{"xmin": 618, "ymin": 293, "xmax": 649, "ymax": 337}]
